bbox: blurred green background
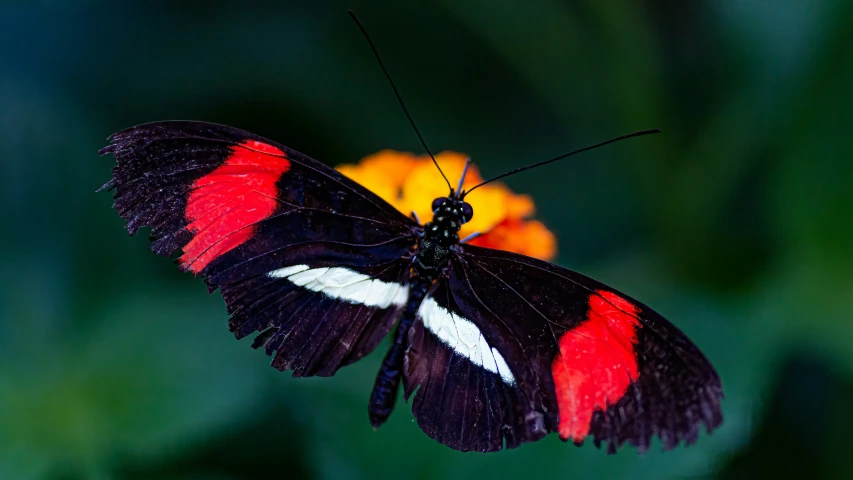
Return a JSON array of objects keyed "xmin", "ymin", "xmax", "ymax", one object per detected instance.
[{"xmin": 2, "ymin": 1, "xmax": 852, "ymax": 479}]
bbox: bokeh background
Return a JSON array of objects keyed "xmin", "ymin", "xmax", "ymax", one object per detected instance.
[{"xmin": 2, "ymin": 1, "xmax": 852, "ymax": 479}]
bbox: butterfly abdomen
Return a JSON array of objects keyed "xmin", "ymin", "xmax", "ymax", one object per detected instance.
[{"xmin": 368, "ymin": 276, "xmax": 431, "ymax": 427}]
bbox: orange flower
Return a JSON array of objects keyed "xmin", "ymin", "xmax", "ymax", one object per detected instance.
[{"xmin": 337, "ymin": 150, "xmax": 557, "ymax": 261}]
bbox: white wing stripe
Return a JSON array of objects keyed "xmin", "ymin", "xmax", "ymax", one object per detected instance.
[
  {"xmin": 417, "ymin": 297, "xmax": 516, "ymax": 385},
  {"xmin": 267, "ymin": 264, "xmax": 309, "ymax": 278},
  {"xmin": 267, "ymin": 265, "xmax": 408, "ymax": 309}
]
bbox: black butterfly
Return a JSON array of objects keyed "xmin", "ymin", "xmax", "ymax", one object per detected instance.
[{"xmin": 99, "ymin": 13, "xmax": 722, "ymax": 454}]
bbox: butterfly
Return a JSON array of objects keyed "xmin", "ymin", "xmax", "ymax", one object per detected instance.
[{"xmin": 99, "ymin": 12, "xmax": 722, "ymax": 454}]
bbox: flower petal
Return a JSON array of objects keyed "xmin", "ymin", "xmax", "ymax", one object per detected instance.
[
  {"xmin": 469, "ymin": 219, "xmax": 557, "ymax": 261},
  {"xmin": 337, "ymin": 150, "xmax": 418, "ymax": 213}
]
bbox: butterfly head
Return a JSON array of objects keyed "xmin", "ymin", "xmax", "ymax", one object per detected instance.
[
  {"xmin": 431, "ymin": 196, "xmax": 473, "ymax": 230},
  {"xmin": 414, "ymin": 196, "xmax": 472, "ymax": 274}
]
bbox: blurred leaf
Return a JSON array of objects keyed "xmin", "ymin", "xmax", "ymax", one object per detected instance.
[
  {"xmin": 762, "ymin": 2, "xmax": 853, "ymax": 372},
  {"xmin": 0, "ymin": 287, "xmax": 267, "ymax": 479}
]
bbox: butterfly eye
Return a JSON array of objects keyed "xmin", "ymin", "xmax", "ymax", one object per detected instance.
[
  {"xmin": 461, "ymin": 202, "xmax": 473, "ymax": 223},
  {"xmin": 431, "ymin": 197, "xmax": 446, "ymax": 212}
]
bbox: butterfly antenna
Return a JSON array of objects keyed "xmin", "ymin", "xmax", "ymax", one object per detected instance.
[
  {"xmin": 463, "ymin": 129, "xmax": 661, "ymax": 197},
  {"xmin": 348, "ymin": 10, "xmax": 453, "ymax": 192}
]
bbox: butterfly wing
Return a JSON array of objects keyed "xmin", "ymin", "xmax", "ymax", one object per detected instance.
[
  {"xmin": 403, "ymin": 244, "xmax": 722, "ymax": 452},
  {"xmin": 101, "ymin": 121, "xmax": 419, "ymax": 376},
  {"xmin": 403, "ymin": 277, "xmax": 555, "ymax": 452}
]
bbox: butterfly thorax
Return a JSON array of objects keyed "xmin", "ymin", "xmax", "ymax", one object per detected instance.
[{"xmin": 412, "ymin": 196, "xmax": 473, "ymax": 276}]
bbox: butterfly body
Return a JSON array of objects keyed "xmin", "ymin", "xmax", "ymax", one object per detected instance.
[
  {"xmin": 370, "ymin": 194, "xmax": 473, "ymax": 425},
  {"xmin": 101, "ymin": 121, "xmax": 722, "ymax": 453}
]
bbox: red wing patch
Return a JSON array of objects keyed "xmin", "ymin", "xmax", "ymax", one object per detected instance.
[
  {"xmin": 180, "ymin": 140, "xmax": 290, "ymax": 273},
  {"xmin": 552, "ymin": 290, "xmax": 641, "ymax": 443}
]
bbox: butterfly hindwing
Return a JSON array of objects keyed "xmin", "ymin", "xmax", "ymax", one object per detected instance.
[
  {"xmin": 402, "ymin": 244, "xmax": 722, "ymax": 452},
  {"xmin": 101, "ymin": 121, "xmax": 419, "ymax": 377},
  {"xmin": 224, "ymin": 259, "xmax": 411, "ymax": 376},
  {"xmin": 403, "ymin": 279, "xmax": 555, "ymax": 452}
]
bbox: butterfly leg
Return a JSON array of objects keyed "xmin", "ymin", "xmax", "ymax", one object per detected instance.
[
  {"xmin": 456, "ymin": 158, "xmax": 472, "ymax": 192},
  {"xmin": 411, "ymin": 210, "xmax": 422, "ymax": 224},
  {"xmin": 459, "ymin": 232, "xmax": 481, "ymax": 244}
]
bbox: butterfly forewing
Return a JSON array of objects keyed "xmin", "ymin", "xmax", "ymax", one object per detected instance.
[
  {"xmin": 225, "ymin": 260, "xmax": 412, "ymax": 376},
  {"xmin": 101, "ymin": 121, "xmax": 419, "ymax": 377}
]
